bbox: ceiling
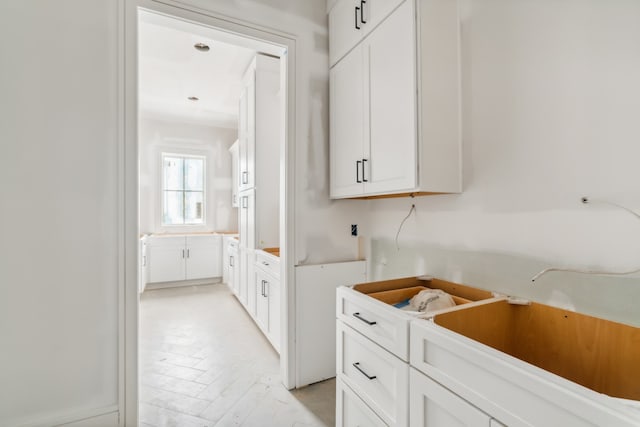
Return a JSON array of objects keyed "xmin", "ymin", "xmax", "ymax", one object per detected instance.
[{"xmin": 138, "ymin": 13, "xmax": 257, "ymax": 129}]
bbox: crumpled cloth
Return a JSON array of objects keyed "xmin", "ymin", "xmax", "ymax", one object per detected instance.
[{"xmin": 408, "ymin": 289, "xmax": 455, "ymax": 313}]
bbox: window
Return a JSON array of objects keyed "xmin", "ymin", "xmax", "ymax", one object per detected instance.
[{"xmin": 162, "ymin": 154, "xmax": 205, "ymax": 225}]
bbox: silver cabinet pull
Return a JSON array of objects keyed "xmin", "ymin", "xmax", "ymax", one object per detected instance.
[
  {"xmin": 262, "ymin": 261, "xmax": 269, "ymax": 266},
  {"xmin": 353, "ymin": 362, "xmax": 376, "ymax": 380},
  {"xmin": 242, "ymin": 171, "xmax": 248, "ymax": 184},
  {"xmin": 182, "ymin": 249, "xmax": 185, "ymax": 258}
]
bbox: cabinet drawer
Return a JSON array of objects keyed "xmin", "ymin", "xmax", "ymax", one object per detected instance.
[
  {"xmin": 255, "ymin": 250, "xmax": 279, "ymax": 277},
  {"xmin": 337, "ymin": 286, "xmax": 411, "ymax": 361},
  {"xmin": 336, "ymin": 377, "xmax": 388, "ymax": 427},
  {"xmin": 329, "ymin": 0, "xmax": 405, "ymax": 67},
  {"xmin": 409, "ymin": 367, "xmax": 492, "ymax": 427},
  {"xmin": 337, "ymin": 321, "xmax": 408, "ymax": 426}
]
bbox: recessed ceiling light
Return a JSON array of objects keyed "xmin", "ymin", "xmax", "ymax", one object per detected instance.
[
  {"xmin": 188, "ymin": 96, "xmax": 199, "ymax": 101},
  {"xmin": 194, "ymin": 43, "xmax": 210, "ymax": 52}
]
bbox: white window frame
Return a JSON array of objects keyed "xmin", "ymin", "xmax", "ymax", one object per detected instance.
[{"xmin": 160, "ymin": 152, "xmax": 206, "ymax": 226}]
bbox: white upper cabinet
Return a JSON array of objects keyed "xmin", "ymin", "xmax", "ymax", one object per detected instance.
[
  {"xmin": 330, "ymin": 0, "xmax": 462, "ymax": 199},
  {"xmin": 330, "ymin": 44, "xmax": 366, "ymax": 198},
  {"xmin": 238, "ymin": 54, "xmax": 279, "ymax": 194},
  {"xmin": 229, "ymin": 140, "xmax": 239, "ymax": 208},
  {"xmin": 329, "ymin": 0, "xmax": 406, "ymax": 67}
]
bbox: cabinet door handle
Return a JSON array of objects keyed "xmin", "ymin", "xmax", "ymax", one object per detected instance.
[
  {"xmin": 182, "ymin": 249, "xmax": 185, "ymax": 259},
  {"xmin": 263, "ymin": 280, "xmax": 269, "ymax": 297},
  {"xmin": 360, "ymin": 0, "xmax": 367, "ymax": 23},
  {"xmin": 362, "ymin": 158, "xmax": 368, "ymax": 182},
  {"xmin": 356, "ymin": 160, "xmax": 362, "ymax": 183},
  {"xmin": 353, "ymin": 362, "xmax": 377, "ymax": 380},
  {"xmin": 230, "ymin": 255, "xmax": 234, "ymax": 267},
  {"xmin": 353, "ymin": 312, "xmax": 377, "ymax": 325},
  {"xmin": 355, "ymin": 6, "xmax": 361, "ymax": 30},
  {"xmin": 242, "ymin": 196, "xmax": 248, "ymax": 209},
  {"xmin": 142, "ymin": 255, "xmax": 146, "ymax": 267},
  {"xmin": 262, "ymin": 261, "xmax": 269, "ymax": 266},
  {"xmin": 242, "ymin": 171, "xmax": 248, "ymax": 184},
  {"xmin": 187, "ymin": 249, "xmax": 190, "ymax": 258}
]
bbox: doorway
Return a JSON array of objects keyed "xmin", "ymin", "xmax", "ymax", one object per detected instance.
[{"xmin": 124, "ymin": 1, "xmax": 311, "ymax": 425}]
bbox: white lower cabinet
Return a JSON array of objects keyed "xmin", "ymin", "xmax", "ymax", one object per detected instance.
[
  {"xmin": 147, "ymin": 235, "xmax": 222, "ymax": 284},
  {"xmin": 336, "ymin": 378, "xmax": 387, "ymax": 427},
  {"xmin": 337, "ymin": 322, "xmax": 408, "ymax": 426},
  {"xmin": 185, "ymin": 235, "xmax": 222, "ymax": 280},
  {"xmin": 148, "ymin": 236, "xmax": 186, "ymax": 283},
  {"xmin": 409, "ymin": 368, "xmax": 491, "ymax": 427},
  {"xmin": 238, "ymin": 246, "xmax": 251, "ymax": 306},
  {"xmin": 225, "ymin": 238, "xmax": 239, "ymax": 294},
  {"xmin": 336, "ymin": 282, "xmax": 640, "ymax": 427},
  {"xmin": 253, "ymin": 251, "xmax": 280, "ymax": 352}
]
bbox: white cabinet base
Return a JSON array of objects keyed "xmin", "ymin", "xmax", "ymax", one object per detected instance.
[
  {"xmin": 410, "ymin": 368, "xmax": 491, "ymax": 427},
  {"xmin": 336, "ymin": 378, "xmax": 387, "ymax": 427}
]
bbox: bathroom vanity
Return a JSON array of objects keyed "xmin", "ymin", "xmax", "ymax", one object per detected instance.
[{"xmin": 336, "ymin": 276, "xmax": 640, "ymax": 426}]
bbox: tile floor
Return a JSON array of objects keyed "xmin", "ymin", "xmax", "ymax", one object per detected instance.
[{"xmin": 139, "ymin": 283, "xmax": 336, "ymax": 427}]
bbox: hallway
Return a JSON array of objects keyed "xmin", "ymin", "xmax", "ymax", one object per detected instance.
[{"xmin": 139, "ymin": 284, "xmax": 336, "ymax": 426}]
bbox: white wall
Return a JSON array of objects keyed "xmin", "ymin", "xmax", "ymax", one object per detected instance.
[
  {"xmin": 0, "ymin": 0, "xmax": 363, "ymax": 424},
  {"xmin": 0, "ymin": 0, "xmax": 119, "ymax": 425},
  {"xmin": 139, "ymin": 117, "xmax": 238, "ymax": 234},
  {"xmin": 364, "ymin": 0, "xmax": 640, "ymax": 326},
  {"xmin": 163, "ymin": 0, "xmax": 367, "ymax": 265}
]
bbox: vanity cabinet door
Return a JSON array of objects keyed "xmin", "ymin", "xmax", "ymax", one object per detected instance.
[
  {"xmin": 147, "ymin": 237, "xmax": 185, "ymax": 283},
  {"xmin": 185, "ymin": 235, "xmax": 221, "ymax": 280},
  {"xmin": 410, "ymin": 368, "xmax": 491, "ymax": 427}
]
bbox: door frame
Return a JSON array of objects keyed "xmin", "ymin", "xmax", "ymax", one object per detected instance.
[{"xmin": 122, "ymin": 1, "xmax": 297, "ymax": 424}]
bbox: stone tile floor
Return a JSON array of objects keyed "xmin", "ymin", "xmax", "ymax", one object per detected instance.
[{"xmin": 140, "ymin": 283, "xmax": 336, "ymax": 427}]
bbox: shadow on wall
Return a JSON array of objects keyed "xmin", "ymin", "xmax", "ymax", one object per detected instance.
[{"xmin": 369, "ymin": 238, "xmax": 640, "ymax": 327}]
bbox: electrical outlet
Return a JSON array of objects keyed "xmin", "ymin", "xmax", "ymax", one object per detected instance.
[{"xmin": 351, "ymin": 224, "xmax": 358, "ymax": 237}]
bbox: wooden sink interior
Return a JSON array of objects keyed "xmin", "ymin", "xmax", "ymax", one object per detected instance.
[
  {"xmin": 354, "ymin": 277, "xmax": 494, "ymax": 307},
  {"xmin": 433, "ymin": 300, "xmax": 640, "ymax": 400}
]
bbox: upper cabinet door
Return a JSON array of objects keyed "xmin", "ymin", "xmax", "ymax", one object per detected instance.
[
  {"xmin": 239, "ymin": 71, "xmax": 256, "ymax": 192},
  {"xmin": 330, "ymin": 44, "xmax": 366, "ymax": 198},
  {"xmin": 329, "ymin": 0, "xmax": 406, "ymax": 67},
  {"xmin": 238, "ymin": 86, "xmax": 250, "ymax": 191},
  {"xmin": 364, "ymin": 0, "xmax": 417, "ymax": 195}
]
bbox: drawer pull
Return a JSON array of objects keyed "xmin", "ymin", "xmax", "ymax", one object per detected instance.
[
  {"xmin": 353, "ymin": 312, "xmax": 377, "ymax": 325},
  {"xmin": 353, "ymin": 362, "xmax": 376, "ymax": 380},
  {"xmin": 262, "ymin": 261, "xmax": 269, "ymax": 266}
]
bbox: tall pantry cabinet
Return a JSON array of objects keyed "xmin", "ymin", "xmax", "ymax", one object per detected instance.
[
  {"xmin": 234, "ymin": 53, "xmax": 281, "ymax": 321},
  {"xmin": 329, "ymin": 0, "xmax": 462, "ymax": 199}
]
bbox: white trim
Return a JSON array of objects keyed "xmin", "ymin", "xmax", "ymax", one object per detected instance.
[
  {"xmin": 10, "ymin": 405, "xmax": 119, "ymax": 427},
  {"xmin": 124, "ymin": 2, "xmax": 298, "ymax": 425},
  {"xmin": 123, "ymin": 1, "xmax": 140, "ymax": 425},
  {"xmin": 117, "ymin": 0, "xmax": 127, "ymax": 426}
]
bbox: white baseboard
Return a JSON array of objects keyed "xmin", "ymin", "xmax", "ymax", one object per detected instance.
[
  {"xmin": 8, "ymin": 405, "xmax": 119, "ymax": 427},
  {"xmin": 144, "ymin": 277, "xmax": 221, "ymax": 291},
  {"xmin": 57, "ymin": 408, "xmax": 119, "ymax": 426}
]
